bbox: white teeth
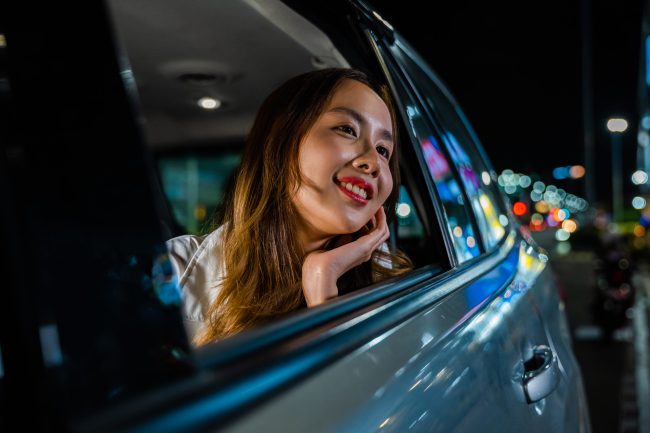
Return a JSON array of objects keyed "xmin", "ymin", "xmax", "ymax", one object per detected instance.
[{"xmin": 339, "ymin": 181, "xmax": 368, "ymax": 199}]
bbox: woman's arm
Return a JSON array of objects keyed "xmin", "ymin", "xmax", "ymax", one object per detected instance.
[{"xmin": 301, "ymin": 207, "xmax": 389, "ymax": 307}]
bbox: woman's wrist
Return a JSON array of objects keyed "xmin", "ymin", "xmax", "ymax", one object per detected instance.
[{"xmin": 301, "ymin": 259, "xmax": 340, "ymax": 307}]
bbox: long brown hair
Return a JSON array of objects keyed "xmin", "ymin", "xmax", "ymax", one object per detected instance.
[{"xmin": 196, "ymin": 68, "xmax": 412, "ymax": 344}]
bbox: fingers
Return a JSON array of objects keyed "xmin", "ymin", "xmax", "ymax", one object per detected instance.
[
  {"xmin": 302, "ymin": 207, "xmax": 392, "ymax": 292},
  {"xmin": 370, "ymin": 213, "xmax": 378, "ymax": 230},
  {"xmin": 375, "ymin": 206, "xmax": 386, "ymax": 230},
  {"xmin": 369, "ymin": 222, "xmax": 389, "ymax": 253},
  {"xmin": 316, "ymin": 207, "xmax": 390, "ymax": 274},
  {"xmin": 363, "ymin": 212, "xmax": 378, "ymax": 233},
  {"xmin": 363, "ymin": 207, "xmax": 384, "ymax": 233},
  {"xmin": 358, "ymin": 208, "xmax": 389, "ymax": 255}
]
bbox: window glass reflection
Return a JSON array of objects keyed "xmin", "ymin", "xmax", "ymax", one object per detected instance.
[
  {"xmin": 444, "ymin": 132, "xmax": 505, "ymax": 248},
  {"xmin": 158, "ymin": 152, "xmax": 241, "ymax": 234},
  {"xmin": 396, "ymin": 185, "xmax": 424, "ymax": 239},
  {"xmin": 404, "ymin": 103, "xmax": 480, "ymax": 262},
  {"xmin": 392, "ymin": 40, "xmax": 508, "ymax": 250}
]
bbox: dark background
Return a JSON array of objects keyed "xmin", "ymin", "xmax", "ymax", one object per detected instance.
[{"xmin": 371, "ymin": 0, "xmax": 644, "ymax": 207}]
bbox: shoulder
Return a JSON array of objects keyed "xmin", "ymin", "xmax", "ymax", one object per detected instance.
[
  {"xmin": 166, "ymin": 226, "xmax": 226, "ymax": 284},
  {"xmin": 166, "ymin": 226, "xmax": 227, "ymax": 335}
]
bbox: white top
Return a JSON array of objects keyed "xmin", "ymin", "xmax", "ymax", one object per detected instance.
[
  {"xmin": 166, "ymin": 226, "xmax": 227, "ymax": 340},
  {"xmin": 166, "ymin": 226, "xmax": 392, "ymax": 341}
]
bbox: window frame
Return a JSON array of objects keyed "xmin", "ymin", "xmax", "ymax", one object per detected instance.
[
  {"xmin": 157, "ymin": 3, "xmax": 516, "ymax": 423},
  {"xmin": 388, "ymin": 37, "xmax": 513, "ymax": 253},
  {"xmin": 371, "ymin": 36, "xmax": 492, "ymax": 265}
]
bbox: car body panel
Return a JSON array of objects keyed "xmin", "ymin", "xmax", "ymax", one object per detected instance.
[
  {"xmin": 0, "ymin": 1, "xmax": 591, "ymax": 432},
  {"xmin": 221, "ymin": 233, "xmax": 588, "ymax": 433}
]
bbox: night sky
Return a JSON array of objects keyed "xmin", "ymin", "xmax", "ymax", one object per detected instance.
[{"xmin": 371, "ymin": 0, "xmax": 644, "ymax": 206}]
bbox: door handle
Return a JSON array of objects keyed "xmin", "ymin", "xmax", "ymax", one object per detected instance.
[{"xmin": 522, "ymin": 345, "xmax": 560, "ymax": 403}]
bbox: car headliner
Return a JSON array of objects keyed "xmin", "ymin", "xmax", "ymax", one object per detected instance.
[{"xmin": 108, "ymin": 0, "xmax": 350, "ymax": 149}]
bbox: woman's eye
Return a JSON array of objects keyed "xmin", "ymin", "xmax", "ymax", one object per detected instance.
[
  {"xmin": 336, "ymin": 125, "xmax": 357, "ymax": 137},
  {"xmin": 377, "ymin": 145, "xmax": 390, "ymax": 158}
]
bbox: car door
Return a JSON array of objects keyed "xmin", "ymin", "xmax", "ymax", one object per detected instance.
[
  {"xmin": 0, "ymin": 2, "xmax": 588, "ymax": 432},
  {"xmin": 210, "ymin": 8, "xmax": 565, "ymax": 433},
  {"xmin": 376, "ymin": 27, "xmax": 589, "ymax": 432}
]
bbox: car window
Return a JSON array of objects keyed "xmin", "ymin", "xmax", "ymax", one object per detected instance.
[
  {"xmin": 103, "ymin": 0, "xmax": 441, "ymax": 347},
  {"xmin": 443, "ymin": 131, "xmax": 507, "ymax": 249},
  {"xmin": 379, "ymin": 59, "xmax": 481, "ymax": 263},
  {"xmin": 393, "ymin": 157, "xmax": 446, "ymax": 269},
  {"xmin": 389, "ymin": 39, "xmax": 509, "ymax": 251},
  {"xmin": 157, "ymin": 149, "xmax": 241, "ymax": 234},
  {"xmin": 396, "ymin": 186, "xmax": 424, "ymax": 240}
]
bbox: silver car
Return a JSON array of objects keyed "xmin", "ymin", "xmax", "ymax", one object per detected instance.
[{"xmin": 0, "ymin": 1, "xmax": 590, "ymax": 432}]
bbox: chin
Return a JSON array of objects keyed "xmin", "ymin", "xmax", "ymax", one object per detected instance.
[{"xmin": 333, "ymin": 219, "xmax": 367, "ymax": 235}]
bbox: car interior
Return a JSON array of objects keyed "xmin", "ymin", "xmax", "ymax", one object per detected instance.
[{"xmin": 108, "ymin": 0, "xmax": 440, "ymax": 280}]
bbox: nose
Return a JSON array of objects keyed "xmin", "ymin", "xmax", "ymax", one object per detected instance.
[{"xmin": 352, "ymin": 146, "xmax": 380, "ymax": 178}]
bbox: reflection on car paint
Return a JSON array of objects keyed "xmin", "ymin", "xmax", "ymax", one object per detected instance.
[
  {"xmin": 514, "ymin": 240, "xmax": 549, "ymax": 289},
  {"xmin": 479, "ymin": 192, "xmax": 507, "ymax": 241},
  {"xmin": 460, "ymin": 235, "xmax": 549, "ymax": 350},
  {"xmin": 463, "ymin": 242, "xmax": 518, "ymax": 311}
]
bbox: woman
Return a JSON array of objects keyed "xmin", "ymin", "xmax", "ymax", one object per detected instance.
[{"xmin": 167, "ymin": 68, "xmax": 412, "ymax": 345}]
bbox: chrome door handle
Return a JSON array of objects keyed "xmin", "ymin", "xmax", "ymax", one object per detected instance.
[{"xmin": 522, "ymin": 345, "xmax": 560, "ymax": 403}]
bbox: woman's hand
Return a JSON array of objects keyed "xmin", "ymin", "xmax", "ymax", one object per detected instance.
[{"xmin": 301, "ymin": 207, "xmax": 390, "ymax": 307}]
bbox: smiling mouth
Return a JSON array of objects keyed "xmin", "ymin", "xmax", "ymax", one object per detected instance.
[{"xmin": 334, "ymin": 177, "xmax": 373, "ymax": 203}]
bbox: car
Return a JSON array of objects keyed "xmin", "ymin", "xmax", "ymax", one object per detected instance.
[{"xmin": 0, "ymin": 1, "xmax": 591, "ymax": 432}]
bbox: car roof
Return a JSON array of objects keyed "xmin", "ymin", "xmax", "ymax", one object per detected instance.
[{"xmin": 108, "ymin": 0, "xmax": 350, "ymax": 149}]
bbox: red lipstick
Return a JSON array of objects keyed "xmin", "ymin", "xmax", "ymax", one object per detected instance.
[{"xmin": 336, "ymin": 176, "xmax": 374, "ymax": 204}]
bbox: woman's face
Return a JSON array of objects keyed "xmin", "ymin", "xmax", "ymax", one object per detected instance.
[{"xmin": 292, "ymin": 79, "xmax": 394, "ymax": 247}]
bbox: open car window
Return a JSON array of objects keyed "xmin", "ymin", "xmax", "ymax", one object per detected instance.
[
  {"xmin": 105, "ymin": 0, "xmax": 448, "ymax": 346},
  {"xmin": 108, "ymin": 0, "xmax": 352, "ymax": 239}
]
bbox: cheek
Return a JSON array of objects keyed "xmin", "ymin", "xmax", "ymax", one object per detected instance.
[{"xmin": 379, "ymin": 171, "xmax": 394, "ymax": 203}]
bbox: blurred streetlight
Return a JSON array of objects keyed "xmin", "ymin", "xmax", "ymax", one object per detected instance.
[
  {"xmin": 607, "ymin": 117, "xmax": 628, "ymax": 222},
  {"xmin": 607, "ymin": 118, "xmax": 628, "ymax": 132},
  {"xmin": 632, "ymin": 169, "xmax": 648, "ymax": 185}
]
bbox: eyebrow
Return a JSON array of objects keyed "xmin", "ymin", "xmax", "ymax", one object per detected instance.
[{"xmin": 329, "ymin": 106, "xmax": 394, "ymax": 144}]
